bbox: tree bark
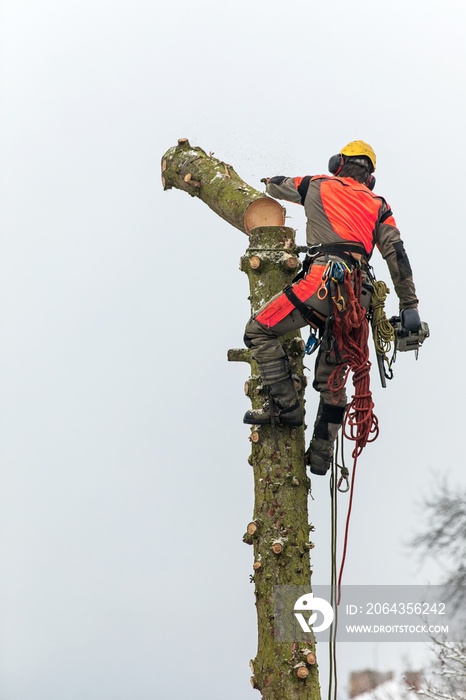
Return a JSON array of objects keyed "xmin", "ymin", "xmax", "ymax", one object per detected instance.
[
  {"xmin": 162, "ymin": 141, "xmax": 321, "ymax": 700},
  {"xmin": 230, "ymin": 226, "xmax": 321, "ymax": 700},
  {"xmin": 161, "ymin": 138, "xmax": 285, "ymax": 234}
]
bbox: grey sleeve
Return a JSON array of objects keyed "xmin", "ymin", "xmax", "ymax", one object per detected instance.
[
  {"xmin": 266, "ymin": 177, "xmax": 302, "ymax": 204},
  {"xmin": 375, "ymin": 213, "xmax": 419, "ymax": 309}
]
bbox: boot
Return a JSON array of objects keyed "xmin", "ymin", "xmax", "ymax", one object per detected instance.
[
  {"xmin": 305, "ymin": 400, "xmax": 345, "ymax": 475},
  {"xmin": 243, "ymin": 358, "xmax": 304, "ymax": 427}
]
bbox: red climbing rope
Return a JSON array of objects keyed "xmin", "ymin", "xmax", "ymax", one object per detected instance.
[
  {"xmin": 327, "ymin": 269, "xmax": 379, "ymax": 604},
  {"xmin": 328, "ymin": 269, "xmax": 379, "ymax": 453}
]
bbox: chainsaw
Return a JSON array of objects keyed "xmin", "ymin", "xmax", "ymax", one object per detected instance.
[{"xmin": 377, "ymin": 308, "xmax": 430, "ymax": 387}]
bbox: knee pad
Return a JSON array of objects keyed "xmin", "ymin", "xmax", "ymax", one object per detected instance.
[
  {"xmin": 321, "ymin": 403, "xmax": 345, "ymax": 424},
  {"xmin": 314, "ymin": 403, "xmax": 346, "ymax": 440}
]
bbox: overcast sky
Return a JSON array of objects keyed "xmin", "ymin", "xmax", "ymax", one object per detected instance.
[{"xmin": 0, "ymin": 1, "xmax": 464, "ymax": 699}]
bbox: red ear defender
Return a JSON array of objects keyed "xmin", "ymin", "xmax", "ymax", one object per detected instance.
[{"xmin": 328, "ymin": 154, "xmax": 344, "ymax": 175}]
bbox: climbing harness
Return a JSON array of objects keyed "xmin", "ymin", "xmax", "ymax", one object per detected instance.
[
  {"xmin": 297, "ymin": 241, "xmax": 369, "ymax": 269},
  {"xmin": 293, "ymin": 253, "xmax": 379, "ymax": 463},
  {"xmin": 303, "ymin": 259, "xmax": 352, "ymax": 355}
]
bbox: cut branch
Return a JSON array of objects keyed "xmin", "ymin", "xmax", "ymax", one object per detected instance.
[
  {"xmin": 295, "ymin": 664, "xmax": 310, "ymax": 680},
  {"xmin": 161, "ymin": 139, "xmax": 285, "ymax": 234},
  {"xmin": 271, "ymin": 540, "xmax": 284, "ymax": 555}
]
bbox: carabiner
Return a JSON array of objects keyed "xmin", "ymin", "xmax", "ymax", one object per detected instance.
[
  {"xmin": 332, "ymin": 284, "xmax": 346, "ymax": 312},
  {"xmin": 337, "ymin": 466, "xmax": 350, "ymax": 493}
]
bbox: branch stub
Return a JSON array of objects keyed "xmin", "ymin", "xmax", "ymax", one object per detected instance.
[
  {"xmin": 295, "ymin": 664, "xmax": 309, "ymax": 680},
  {"xmin": 284, "ymin": 255, "xmax": 299, "ymax": 270}
]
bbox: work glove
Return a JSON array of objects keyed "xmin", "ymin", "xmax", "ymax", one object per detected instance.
[{"xmin": 400, "ymin": 308, "xmax": 421, "ymax": 333}]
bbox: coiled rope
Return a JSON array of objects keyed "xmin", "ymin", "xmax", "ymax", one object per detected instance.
[
  {"xmin": 328, "ymin": 269, "xmax": 379, "ymax": 457},
  {"xmin": 370, "ymin": 279, "xmax": 395, "ymax": 376}
]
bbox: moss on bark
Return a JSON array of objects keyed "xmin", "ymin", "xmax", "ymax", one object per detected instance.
[{"xmin": 162, "ymin": 139, "xmax": 285, "ymax": 234}]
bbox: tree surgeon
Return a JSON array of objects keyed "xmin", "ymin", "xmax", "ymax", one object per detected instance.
[{"xmin": 243, "ymin": 140, "xmax": 421, "ymax": 475}]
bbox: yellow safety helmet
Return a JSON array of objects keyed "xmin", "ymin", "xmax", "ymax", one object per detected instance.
[{"xmin": 340, "ymin": 140, "xmax": 376, "ymax": 171}]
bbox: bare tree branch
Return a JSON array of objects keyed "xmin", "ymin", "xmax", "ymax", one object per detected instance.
[
  {"xmin": 410, "ymin": 479, "xmax": 466, "ymax": 611},
  {"xmin": 410, "ymin": 482, "xmax": 466, "ymax": 699}
]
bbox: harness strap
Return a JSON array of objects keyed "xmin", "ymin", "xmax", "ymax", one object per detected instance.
[
  {"xmin": 283, "ymin": 285, "xmax": 327, "ymax": 329},
  {"xmin": 307, "ymin": 242, "xmax": 369, "ymax": 267},
  {"xmin": 379, "ymin": 208, "xmax": 393, "ymax": 225}
]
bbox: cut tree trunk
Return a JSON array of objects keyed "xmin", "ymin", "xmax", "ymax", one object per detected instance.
[
  {"xmin": 161, "ymin": 138, "xmax": 285, "ymax": 234},
  {"xmin": 162, "ymin": 140, "xmax": 321, "ymax": 700},
  {"xmin": 230, "ymin": 226, "xmax": 320, "ymax": 700}
]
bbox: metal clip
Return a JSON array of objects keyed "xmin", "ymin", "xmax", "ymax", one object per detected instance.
[
  {"xmin": 337, "ymin": 466, "xmax": 350, "ymax": 493},
  {"xmin": 332, "ymin": 283, "xmax": 346, "ymax": 312}
]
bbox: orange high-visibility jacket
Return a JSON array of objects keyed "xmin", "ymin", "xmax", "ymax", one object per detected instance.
[{"xmin": 266, "ymin": 174, "xmax": 418, "ymax": 309}]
